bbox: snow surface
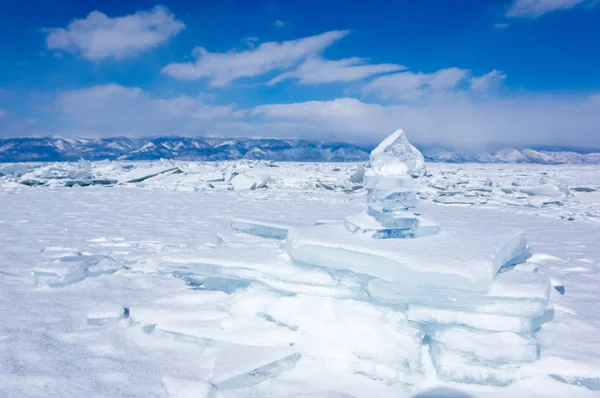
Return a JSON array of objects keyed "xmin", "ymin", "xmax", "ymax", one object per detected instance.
[{"xmin": 1, "ymin": 160, "xmax": 600, "ymax": 397}]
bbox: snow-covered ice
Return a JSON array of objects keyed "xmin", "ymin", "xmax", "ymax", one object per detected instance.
[{"xmin": 1, "ymin": 155, "xmax": 600, "ymax": 397}]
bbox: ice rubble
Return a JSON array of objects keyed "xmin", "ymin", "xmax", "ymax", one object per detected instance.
[
  {"xmin": 129, "ymin": 130, "xmax": 555, "ymax": 390},
  {"xmin": 22, "ymin": 131, "xmax": 566, "ymax": 394}
]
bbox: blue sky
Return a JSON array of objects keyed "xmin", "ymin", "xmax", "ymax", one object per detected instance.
[{"xmin": 0, "ymin": 0, "xmax": 599, "ymax": 147}]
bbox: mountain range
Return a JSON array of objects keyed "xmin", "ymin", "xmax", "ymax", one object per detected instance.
[{"xmin": 1, "ymin": 136, "xmax": 599, "ymax": 164}]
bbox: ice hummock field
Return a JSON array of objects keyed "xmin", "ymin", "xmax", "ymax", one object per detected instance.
[{"xmin": 1, "ymin": 159, "xmax": 600, "ymax": 397}]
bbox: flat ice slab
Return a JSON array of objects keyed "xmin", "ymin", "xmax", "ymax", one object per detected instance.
[
  {"xmin": 370, "ymin": 270, "xmax": 550, "ymax": 317},
  {"xmin": 286, "ymin": 219, "xmax": 529, "ymax": 292}
]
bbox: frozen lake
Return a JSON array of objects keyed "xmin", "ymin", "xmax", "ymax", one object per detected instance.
[{"xmin": 1, "ymin": 160, "xmax": 600, "ymax": 397}]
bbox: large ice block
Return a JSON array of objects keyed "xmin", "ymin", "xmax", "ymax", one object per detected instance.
[
  {"xmin": 286, "ymin": 222, "xmax": 530, "ymax": 292},
  {"xmin": 408, "ymin": 305, "xmax": 554, "ymax": 333}
]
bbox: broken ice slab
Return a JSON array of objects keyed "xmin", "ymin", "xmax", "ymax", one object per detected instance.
[
  {"xmin": 162, "ymin": 377, "xmax": 217, "ymax": 398},
  {"xmin": 349, "ymin": 165, "xmax": 365, "ymax": 183},
  {"xmin": 230, "ymin": 173, "xmax": 257, "ymax": 190},
  {"xmin": 129, "ymin": 292, "xmax": 296, "ymax": 347},
  {"xmin": 64, "ymin": 179, "xmax": 117, "ymax": 187},
  {"xmin": 369, "ymin": 270, "xmax": 551, "ymax": 317},
  {"xmin": 33, "ymin": 255, "xmax": 123, "ymax": 287},
  {"xmin": 513, "ymin": 184, "xmax": 562, "ymax": 197},
  {"xmin": 407, "ymin": 305, "xmax": 554, "ymax": 333},
  {"xmin": 285, "ymin": 222, "xmax": 530, "ymax": 293},
  {"xmin": 158, "ymin": 247, "xmax": 365, "ymax": 299},
  {"xmin": 433, "ymin": 196, "xmax": 488, "ymax": 205},
  {"xmin": 211, "ymin": 345, "xmax": 301, "ymax": 390},
  {"xmin": 86, "ymin": 302, "xmax": 128, "ymax": 325},
  {"xmin": 429, "ymin": 342, "xmax": 521, "ymax": 386},
  {"xmin": 125, "ymin": 167, "xmax": 181, "ymax": 183},
  {"xmin": 178, "ymin": 275, "xmax": 251, "ymax": 294},
  {"xmin": 231, "ymin": 218, "xmax": 291, "ymax": 239},
  {"xmin": 427, "ymin": 327, "xmax": 540, "ymax": 363},
  {"xmin": 0, "ymin": 163, "xmax": 30, "ymax": 177}
]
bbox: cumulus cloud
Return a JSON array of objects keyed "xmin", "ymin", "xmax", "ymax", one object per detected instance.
[
  {"xmin": 45, "ymin": 6, "xmax": 185, "ymax": 61},
  {"xmin": 507, "ymin": 0, "xmax": 590, "ymax": 18},
  {"xmin": 268, "ymin": 57, "xmax": 405, "ymax": 85},
  {"xmin": 162, "ymin": 30, "xmax": 349, "ymax": 86}
]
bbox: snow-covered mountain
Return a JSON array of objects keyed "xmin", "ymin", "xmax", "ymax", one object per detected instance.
[{"xmin": 1, "ymin": 136, "xmax": 599, "ymax": 164}]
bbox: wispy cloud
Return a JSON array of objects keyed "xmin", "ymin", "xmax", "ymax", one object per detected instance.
[
  {"xmin": 507, "ymin": 0, "xmax": 591, "ymax": 18},
  {"xmin": 45, "ymin": 6, "xmax": 185, "ymax": 61},
  {"xmin": 273, "ymin": 20, "xmax": 289, "ymax": 28},
  {"xmin": 362, "ymin": 67, "xmax": 472, "ymax": 100},
  {"xmin": 242, "ymin": 36, "xmax": 260, "ymax": 49},
  {"xmin": 162, "ymin": 30, "xmax": 349, "ymax": 86},
  {"xmin": 268, "ymin": 57, "xmax": 405, "ymax": 85}
]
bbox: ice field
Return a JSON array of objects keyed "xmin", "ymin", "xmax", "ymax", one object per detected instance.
[{"xmin": 1, "ymin": 155, "xmax": 600, "ymax": 397}]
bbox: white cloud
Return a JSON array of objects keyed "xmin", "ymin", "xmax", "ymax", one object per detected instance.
[
  {"xmin": 274, "ymin": 20, "xmax": 289, "ymax": 28},
  {"xmin": 45, "ymin": 6, "xmax": 185, "ymax": 61},
  {"xmin": 242, "ymin": 36, "xmax": 260, "ymax": 49},
  {"xmin": 268, "ymin": 57, "xmax": 405, "ymax": 85},
  {"xmin": 0, "ymin": 108, "xmax": 9, "ymax": 118},
  {"xmin": 251, "ymin": 94, "xmax": 600, "ymax": 147},
  {"xmin": 507, "ymin": 0, "xmax": 590, "ymax": 18},
  {"xmin": 55, "ymin": 84, "xmax": 240, "ymax": 136},
  {"xmin": 362, "ymin": 67, "xmax": 471, "ymax": 100},
  {"xmin": 50, "ymin": 84, "xmax": 600, "ymax": 148},
  {"xmin": 470, "ymin": 70, "xmax": 507, "ymax": 92},
  {"xmin": 162, "ymin": 30, "xmax": 349, "ymax": 86},
  {"xmin": 493, "ymin": 23, "xmax": 510, "ymax": 28}
]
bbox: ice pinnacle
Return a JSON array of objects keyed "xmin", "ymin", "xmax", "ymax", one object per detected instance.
[{"xmin": 370, "ymin": 129, "xmax": 426, "ymax": 178}]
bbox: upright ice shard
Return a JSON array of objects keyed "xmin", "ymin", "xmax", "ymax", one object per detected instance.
[
  {"xmin": 370, "ymin": 129, "xmax": 426, "ymax": 178},
  {"xmin": 344, "ymin": 129, "xmax": 439, "ymax": 239}
]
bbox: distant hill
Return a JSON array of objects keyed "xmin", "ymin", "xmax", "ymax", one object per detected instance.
[{"xmin": 1, "ymin": 136, "xmax": 599, "ymax": 164}]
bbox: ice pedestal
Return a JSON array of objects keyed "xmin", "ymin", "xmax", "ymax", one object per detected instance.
[
  {"xmin": 279, "ymin": 129, "xmax": 552, "ymax": 386},
  {"xmin": 343, "ymin": 130, "xmax": 438, "ymax": 239}
]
